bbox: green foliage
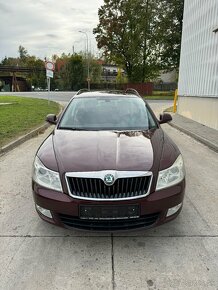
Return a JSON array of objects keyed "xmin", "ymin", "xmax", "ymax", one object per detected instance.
[
  {"xmin": 90, "ymin": 57, "xmax": 102, "ymax": 83},
  {"xmin": 18, "ymin": 45, "xmax": 29, "ymax": 60},
  {"xmin": 94, "ymin": 0, "xmax": 184, "ymax": 82},
  {"xmin": 0, "ymin": 96, "xmax": 60, "ymax": 147},
  {"xmin": 55, "ymin": 53, "xmax": 72, "ymax": 90},
  {"xmin": 55, "ymin": 53, "xmax": 102, "ymax": 90},
  {"xmin": 1, "ymin": 47, "xmax": 46, "ymax": 89},
  {"xmin": 156, "ymin": 0, "xmax": 184, "ymax": 70},
  {"xmin": 1, "ymin": 57, "xmax": 20, "ymax": 66},
  {"xmin": 144, "ymin": 95, "xmax": 174, "ymax": 100},
  {"xmin": 54, "ymin": 54, "xmax": 85, "ymax": 90},
  {"xmin": 153, "ymin": 90, "xmax": 174, "ymax": 96},
  {"xmin": 116, "ymin": 67, "xmax": 127, "ymax": 84},
  {"xmin": 25, "ymin": 56, "xmax": 46, "ymax": 89},
  {"xmin": 68, "ymin": 54, "xmax": 85, "ymax": 90},
  {"xmin": 1, "ymin": 46, "xmax": 102, "ymax": 90},
  {"xmin": 164, "ymin": 106, "xmax": 174, "ymax": 112}
]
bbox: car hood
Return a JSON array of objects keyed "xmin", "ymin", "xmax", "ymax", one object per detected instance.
[{"xmin": 52, "ymin": 129, "xmax": 157, "ymax": 173}]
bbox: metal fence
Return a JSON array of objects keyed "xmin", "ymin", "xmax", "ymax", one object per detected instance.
[
  {"xmin": 153, "ymin": 82, "xmax": 177, "ymax": 92},
  {"xmin": 91, "ymin": 83, "xmax": 153, "ymax": 96}
]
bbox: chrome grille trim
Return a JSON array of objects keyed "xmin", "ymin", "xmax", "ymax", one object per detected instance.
[{"xmin": 65, "ymin": 170, "xmax": 153, "ymax": 201}]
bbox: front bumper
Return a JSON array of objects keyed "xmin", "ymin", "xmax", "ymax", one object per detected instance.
[{"xmin": 32, "ymin": 180, "xmax": 185, "ymax": 231}]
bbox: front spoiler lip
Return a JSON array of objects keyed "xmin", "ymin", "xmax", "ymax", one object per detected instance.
[{"xmin": 35, "ymin": 207, "xmax": 182, "ymax": 233}]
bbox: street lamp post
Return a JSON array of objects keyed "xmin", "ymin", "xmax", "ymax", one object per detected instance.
[{"xmin": 79, "ymin": 31, "xmax": 90, "ymax": 91}]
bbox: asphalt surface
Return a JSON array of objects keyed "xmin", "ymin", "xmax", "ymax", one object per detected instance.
[
  {"xmin": 0, "ymin": 93, "xmax": 218, "ymax": 289},
  {"xmin": 0, "ymin": 90, "xmax": 172, "ymax": 103},
  {"xmin": 0, "ymin": 91, "xmax": 76, "ymax": 102}
]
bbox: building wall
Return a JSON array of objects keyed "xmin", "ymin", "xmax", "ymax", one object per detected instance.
[
  {"xmin": 160, "ymin": 69, "xmax": 177, "ymax": 83},
  {"xmin": 178, "ymin": 96, "xmax": 218, "ymax": 129},
  {"xmin": 178, "ymin": 0, "xmax": 218, "ymax": 130}
]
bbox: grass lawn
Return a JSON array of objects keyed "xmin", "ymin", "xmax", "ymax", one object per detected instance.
[
  {"xmin": 164, "ymin": 106, "xmax": 174, "ymax": 112},
  {"xmin": 0, "ymin": 96, "xmax": 60, "ymax": 148},
  {"xmin": 144, "ymin": 95, "xmax": 174, "ymax": 100},
  {"xmin": 144, "ymin": 90, "xmax": 175, "ymax": 100}
]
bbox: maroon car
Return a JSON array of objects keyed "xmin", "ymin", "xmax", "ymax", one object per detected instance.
[{"xmin": 32, "ymin": 89, "xmax": 185, "ymax": 231}]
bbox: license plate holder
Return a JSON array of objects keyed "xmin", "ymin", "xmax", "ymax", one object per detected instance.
[{"xmin": 80, "ymin": 205, "xmax": 140, "ymax": 220}]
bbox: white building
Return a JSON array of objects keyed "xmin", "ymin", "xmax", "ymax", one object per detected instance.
[
  {"xmin": 160, "ymin": 69, "xmax": 177, "ymax": 83},
  {"xmin": 178, "ymin": 0, "xmax": 218, "ymax": 130}
]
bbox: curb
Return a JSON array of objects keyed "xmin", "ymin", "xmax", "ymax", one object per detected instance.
[
  {"xmin": 0, "ymin": 123, "xmax": 51, "ymax": 156},
  {"xmin": 168, "ymin": 122, "xmax": 218, "ymax": 153}
]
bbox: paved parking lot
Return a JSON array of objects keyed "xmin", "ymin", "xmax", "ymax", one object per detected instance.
[{"xmin": 0, "ymin": 100, "xmax": 218, "ymax": 289}]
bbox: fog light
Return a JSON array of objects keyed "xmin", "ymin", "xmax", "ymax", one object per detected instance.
[
  {"xmin": 36, "ymin": 204, "xmax": 52, "ymax": 219},
  {"xmin": 167, "ymin": 203, "xmax": 182, "ymax": 217}
]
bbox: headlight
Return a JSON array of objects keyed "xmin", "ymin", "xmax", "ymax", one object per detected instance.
[
  {"xmin": 33, "ymin": 156, "xmax": 62, "ymax": 192},
  {"xmin": 156, "ymin": 154, "xmax": 185, "ymax": 190}
]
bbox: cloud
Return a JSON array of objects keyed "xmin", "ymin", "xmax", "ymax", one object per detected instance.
[
  {"xmin": 0, "ymin": 3, "xmax": 11, "ymax": 13},
  {"xmin": 0, "ymin": 0, "xmax": 104, "ymax": 60},
  {"xmin": 46, "ymin": 34, "xmax": 58, "ymax": 39}
]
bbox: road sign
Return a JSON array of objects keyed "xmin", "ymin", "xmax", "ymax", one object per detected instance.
[
  {"xmin": 45, "ymin": 61, "xmax": 55, "ymax": 71},
  {"xmin": 46, "ymin": 69, "xmax": 54, "ymax": 78}
]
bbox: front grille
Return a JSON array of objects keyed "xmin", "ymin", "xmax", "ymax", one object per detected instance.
[
  {"xmin": 59, "ymin": 212, "xmax": 160, "ymax": 231},
  {"xmin": 67, "ymin": 176, "xmax": 151, "ymax": 200}
]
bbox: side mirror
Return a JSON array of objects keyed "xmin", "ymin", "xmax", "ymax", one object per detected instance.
[
  {"xmin": 159, "ymin": 113, "xmax": 172, "ymax": 124},
  {"xmin": 46, "ymin": 114, "xmax": 57, "ymax": 125}
]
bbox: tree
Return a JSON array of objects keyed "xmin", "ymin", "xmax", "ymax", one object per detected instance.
[
  {"xmin": 89, "ymin": 57, "xmax": 102, "ymax": 83},
  {"xmin": 1, "ymin": 56, "xmax": 20, "ymax": 66},
  {"xmin": 18, "ymin": 45, "xmax": 29, "ymax": 61},
  {"xmin": 157, "ymin": 0, "xmax": 184, "ymax": 70},
  {"xmin": 1, "ymin": 47, "xmax": 46, "ymax": 89},
  {"xmin": 55, "ymin": 53, "xmax": 72, "ymax": 90},
  {"xmin": 68, "ymin": 54, "xmax": 85, "ymax": 90},
  {"xmin": 54, "ymin": 53, "xmax": 102, "ymax": 90},
  {"xmin": 94, "ymin": 0, "xmax": 163, "ymax": 82},
  {"xmin": 25, "ymin": 56, "xmax": 45, "ymax": 89},
  {"xmin": 94, "ymin": 0, "xmax": 184, "ymax": 82},
  {"xmin": 55, "ymin": 54, "xmax": 85, "ymax": 90},
  {"xmin": 116, "ymin": 67, "xmax": 127, "ymax": 84},
  {"xmin": 1, "ymin": 46, "xmax": 99, "ymax": 90}
]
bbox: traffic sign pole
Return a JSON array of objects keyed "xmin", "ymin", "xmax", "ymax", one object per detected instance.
[
  {"xmin": 45, "ymin": 61, "xmax": 54, "ymax": 105},
  {"xmin": 47, "ymin": 77, "xmax": 51, "ymax": 105}
]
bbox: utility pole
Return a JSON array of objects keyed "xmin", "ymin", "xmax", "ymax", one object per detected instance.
[{"xmin": 79, "ymin": 31, "xmax": 90, "ymax": 91}]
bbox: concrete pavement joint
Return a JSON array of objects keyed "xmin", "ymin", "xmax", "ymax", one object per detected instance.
[
  {"xmin": 186, "ymin": 195, "xmax": 211, "ymax": 228},
  {"xmin": 111, "ymin": 234, "xmax": 116, "ymax": 290},
  {"xmin": 0, "ymin": 236, "xmax": 26, "ymax": 281},
  {"xmin": 1, "ymin": 235, "xmax": 218, "ymax": 238}
]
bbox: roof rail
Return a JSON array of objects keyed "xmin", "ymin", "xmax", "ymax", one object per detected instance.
[
  {"xmin": 76, "ymin": 88, "xmax": 90, "ymax": 95},
  {"xmin": 125, "ymin": 88, "xmax": 141, "ymax": 97}
]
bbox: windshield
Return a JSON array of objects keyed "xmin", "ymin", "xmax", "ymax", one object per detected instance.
[{"xmin": 59, "ymin": 96, "xmax": 157, "ymax": 131}]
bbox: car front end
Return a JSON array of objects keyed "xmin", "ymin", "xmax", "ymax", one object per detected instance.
[{"xmin": 32, "ymin": 91, "xmax": 185, "ymax": 231}]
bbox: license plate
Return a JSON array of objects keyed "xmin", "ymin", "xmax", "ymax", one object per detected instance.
[{"xmin": 80, "ymin": 205, "xmax": 139, "ymax": 220}]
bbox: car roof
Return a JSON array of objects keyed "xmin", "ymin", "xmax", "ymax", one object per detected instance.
[{"xmin": 74, "ymin": 91, "xmax": 140, "ymax": 99}]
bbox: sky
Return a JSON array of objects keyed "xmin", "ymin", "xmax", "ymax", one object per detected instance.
[{"xmin": 0, "ymin": 0, "xmax": 104, "ymax": 61}]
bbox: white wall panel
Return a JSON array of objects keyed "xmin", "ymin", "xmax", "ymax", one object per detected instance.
[{"xmin": 178, "ymin": 0, "xmax": 218, "ymax": 98}]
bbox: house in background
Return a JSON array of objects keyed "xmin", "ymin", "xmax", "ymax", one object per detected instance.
[
  {"xmin": 178, "ymin": 0, "xmax": 218, "ymax": 130},
  {"xmin": 159, "ymin": 69, "xmax": 177, "ymax": 83},
  {"xmin": 101, "ymin": 64, "xmax": 118, "ymax": 82},
  {"xmin": 154, "ymin": 69, "xmax": 177, "ymax": 91},
  {"xmin": 100, "ymin": 64, "xmax": 126, "ymax": 83}
]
